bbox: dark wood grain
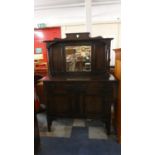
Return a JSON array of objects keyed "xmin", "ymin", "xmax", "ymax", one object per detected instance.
[
  {"xmin": 34, "ymin": 112, "xmax": 40, "ymax": 155},
  {"xmin": 43, "ymin": 33, "xmax": 118, "ymax": 135}
]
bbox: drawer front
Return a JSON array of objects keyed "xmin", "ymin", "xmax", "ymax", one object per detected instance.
[
  {"xmin": 86, "ymin": 82, "xmax": 113, "ymax": 94},
  {"xmin": 44, "ymin": 82, "xmax": 114, "ymax": 95},
  {"xmin": 86, "ymin": 82, "xmax": 104, "ymax": 94},
  {"xmin": 44, "ymin": 82, "xmax": 88, "ymax": 94},
  {"xmin": 44, "ymin": 83, "xmax": 67, "ymax": 94}
]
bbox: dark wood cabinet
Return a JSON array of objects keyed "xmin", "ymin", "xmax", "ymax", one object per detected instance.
[{"xmin": 43, "ymin": 33, "xmax": 118, "ymax": 135}]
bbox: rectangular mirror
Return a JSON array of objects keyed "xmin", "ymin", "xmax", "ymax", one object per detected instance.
[{"xmin": 65, "ymin": 45, "xmax": 91, "ymax": 72}]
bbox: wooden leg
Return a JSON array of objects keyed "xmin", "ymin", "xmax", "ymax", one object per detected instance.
[
  {"xmin": 47, "ymin": 116, "xmax": 52, "ymax": 132},
  {"xmin": 34, "ymin": 112, "xmax": 40, "ymax": 154},
  {"xmin": 47, "ymin": 122, "xmax": 51, "ymax": 132},
  {"xmin": 105, "ymin": 110, "xmax": 111, "ymax": 135},
  {"xmin": 105, "ymin": 120, "xmax": 111, "ymax": 135},
  {"xmin": 113, "ymin": 101, "xmax": 118, "ymax": 135}
]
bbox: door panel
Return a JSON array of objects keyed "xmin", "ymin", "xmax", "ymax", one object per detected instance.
[
  {"xmin": 85, "ymin": 95, "xmax": 104, "ymax": 115},
  {"xmin": 48, "ymin": 95, "xmax": 72, "ymax": 116}
]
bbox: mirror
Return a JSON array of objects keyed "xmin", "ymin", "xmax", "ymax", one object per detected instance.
[{"xmin": 65, "ymin": 45, "xmax": 91, "ymax": 72}]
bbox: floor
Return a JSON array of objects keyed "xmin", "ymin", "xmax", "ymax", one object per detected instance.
[
  {"xmin": 37, "ymin": 113, "xmax": 120, "ymax": 155},
  {"xmin": 37, "ymin": 113, "xmax": 116, "ymax": 140}
]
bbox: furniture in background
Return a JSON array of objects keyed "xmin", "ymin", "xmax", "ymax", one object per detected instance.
[
  {"xmin": 35, "ymin": 80, "xmax": 46, "ymax": 107},
  {"xmin": 34, "ymin": 53, "xmax": 48, "ymax": 76},
  {"xmin": 34, "ymin": 75, "xmax": 46, "ymax": 113},
  {"xmin": 113, "ymin": 48, "xmax": 121, "ymax": 143},
  {"xmin": 34, "ymin": 62, "xmax": 48, "ymax": 77},
  {"xmin": 43, "ymin": 33, "xmax": 118, "ymax": 135}
]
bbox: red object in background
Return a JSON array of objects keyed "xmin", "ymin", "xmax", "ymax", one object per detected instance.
[
  {"xmin": 34, "ymin": 27, "xmax": 61, "ymax": 62},
  {"xmin": 34, "ymin": 87, "xmax": 40, "ymax": 112}
]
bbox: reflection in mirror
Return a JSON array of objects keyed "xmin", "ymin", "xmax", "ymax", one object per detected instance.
[{"xmin": 65, "ymin": 46, "xmax": 91, "ymax": 72}]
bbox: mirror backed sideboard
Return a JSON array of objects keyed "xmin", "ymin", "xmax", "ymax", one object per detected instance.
[{"xmin": 43, "ymin": 33, "xmax": 118, "ymax": 135}]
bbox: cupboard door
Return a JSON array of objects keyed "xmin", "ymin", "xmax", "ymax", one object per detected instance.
[
  {"xmin": 85, "ymin": 95, "xmax": 104, "ymax": 117},
  {"xmin": 48, "ymin": 94, "xmax": 72, "ymax": 116}
]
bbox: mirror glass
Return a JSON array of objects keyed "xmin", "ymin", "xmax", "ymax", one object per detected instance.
[{"xmin": 65, "ymin": 46, "xmax": 91, "ymax": 72}]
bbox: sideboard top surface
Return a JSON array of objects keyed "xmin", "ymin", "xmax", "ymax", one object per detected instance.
[{"xmin": 42, "ymin": 74, "xmax": 117, "ymax": 83}]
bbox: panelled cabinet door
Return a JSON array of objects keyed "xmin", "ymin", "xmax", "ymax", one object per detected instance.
[
  {"xmin": 85, "ymin": 95, "xmax": 104, "ymax": 117},
  {"xmin": 48, "ymin": 94, "xmax": 72, "ymax": 116}
]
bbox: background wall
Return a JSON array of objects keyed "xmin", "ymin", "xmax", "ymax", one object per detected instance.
[
  {"xmin": 34, "ymin": 1, "xmax": 121, "ymax": 66},
  {"xmin": 34, "ymin": 27, "xmax": 61, "ymax": 62}
]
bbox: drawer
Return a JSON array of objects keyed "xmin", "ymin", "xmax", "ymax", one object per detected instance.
[
  {"xmin": 86, "ymin": 83, "xmax": 114, "ymax": 95},
  {"xmin": 64, "ymin": 84, "xmax": 87, "ymax": 92},
  {"xmin": 86, "ymin": 83, "xmax": 104, "ymax": 94},
  {"xmin": 44, "ymin": 82, "xmax": 114, "ymax": 96},
  {"xmin": 44, "ymin": 83, "xmax": 88, "ymax": 94},
  {"xmin": 44, "ymin": 83, "xmax": 66, "ymax": 94}
]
